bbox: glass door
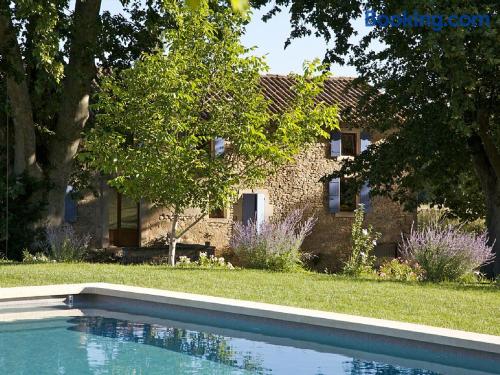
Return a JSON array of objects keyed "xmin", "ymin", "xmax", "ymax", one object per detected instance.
[{"xmin": 108, "ymin": 190, "xmax": 139, "ymax": 247}]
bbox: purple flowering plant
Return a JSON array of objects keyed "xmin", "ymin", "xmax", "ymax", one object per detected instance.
[
  {"xmin": 400, "ymin": 223, "xmax": 495, "ymax": 281},
  {"xmin": 229, "ymin": 207, "xmax": 317, "ymax": 271}
]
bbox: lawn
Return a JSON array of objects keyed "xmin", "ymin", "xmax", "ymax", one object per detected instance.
[{"xmin": 0, "ymin": 263, "xmax": 499, "ymax": 335}]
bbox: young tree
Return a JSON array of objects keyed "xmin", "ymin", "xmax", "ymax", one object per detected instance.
[
  {"xmin": 86, "ymin": 4, "xmax": 338, "ymax": 265},
  {"xmin": 254, "ymin": 0, "xmax": 500, "ymax": 276}
]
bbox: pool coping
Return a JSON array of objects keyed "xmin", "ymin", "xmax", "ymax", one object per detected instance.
[{"xmin": 1, "ymin": 282, "xmax": 499, "ymax": 355}]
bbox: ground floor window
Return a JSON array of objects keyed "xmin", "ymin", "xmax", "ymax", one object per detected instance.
[{"xmin": 340, "ymin": 177, "xmax": 357, "ymax": 212}]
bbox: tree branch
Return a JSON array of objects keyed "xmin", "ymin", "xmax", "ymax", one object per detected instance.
[
  {"xmin": 0, "ymin": 0, "xmax": 39, "ymax": 177},
  {"xmin": 177, "ymin": 212, "xmax": 207, "ymax": 238}
]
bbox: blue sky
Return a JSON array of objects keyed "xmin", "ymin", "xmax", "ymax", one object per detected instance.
[{"xmin": 99, "ymin": 1, "xmax": 366, "ymax": 77}]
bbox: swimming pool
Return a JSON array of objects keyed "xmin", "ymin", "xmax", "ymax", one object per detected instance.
[
  {"xmin": 0, "ymin": 284, "xmax": 498, "ymax": 375},
  {"xmin": 0, "ymin": 315, "xmax": 451, "ymax": 374}
]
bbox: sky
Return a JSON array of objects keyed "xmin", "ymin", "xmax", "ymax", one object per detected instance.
[{"xmin": 99, "ymin": 1, "xmax": 367, "ymax": 77}]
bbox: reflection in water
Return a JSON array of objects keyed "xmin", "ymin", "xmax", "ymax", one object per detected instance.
[
  {"xmin": 68, "ymin": 316, "xmax": 266, "ymax": 372},
  {"xmin": 67, "ymin": 316, "xmax": 439, "ymax": 375},
  {"xmin": 0, "ymin": 316, "xmax": 444, "ymax": 374},
  {"xmin": 345, "ymin": 359, "xmax": 437, "ymax": 375}
]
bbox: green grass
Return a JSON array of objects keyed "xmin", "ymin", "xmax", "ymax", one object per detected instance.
[{"xmin": 1, "ymin": 263, "xmax": 499, "ymax": 335}]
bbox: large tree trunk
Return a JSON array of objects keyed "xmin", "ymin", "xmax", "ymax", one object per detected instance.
[
  {"xmin": 168, "ymin": 212, "xmax": 179, "ymax": 266},
  {"xmin": 468, "ymin": 134, "xmax": 500, "ymax": 277},
  {"xmin": 485, "ymin": 187, "xmax": 500, "ymax": 277},
  {"xmin": 46, "ymin": 0, "xmax": 101, "ymax": 226},
  {"xmin": 0, "ymin": 1, "xmax": 39, "ymax": 177}
]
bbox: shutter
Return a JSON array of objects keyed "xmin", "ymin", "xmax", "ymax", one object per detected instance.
[
  {"xmin": 360, "ymin": 182, "xmax": 371, "ymax": 212},
  {"xmin": 360, "ymin": 130, "xmax": 372, "ymax": 212},
  {"xmin": 214, "ymin": 137, "xmax": 225, "ymax": 156},
  {"xmin": 328, "ymin": 178, "xmax": 340, "ymax": 213},
  {"xmin": 330, "ymin": 131, "xmax": 341, "ymax": 157},
  {"xmin": 255, "ymin": 194, "xmax": 266, "ymax": 233},
  {"xmin": 64, "ymin": 185, "xmax": 77, "ymax": 223},
  {"xmin": 360, "ymin": 130, "xmax": 371, "ymax": 152},
  {"xmin": 242, "ymin": 194, "xmax": 257, "ymax": 225}
]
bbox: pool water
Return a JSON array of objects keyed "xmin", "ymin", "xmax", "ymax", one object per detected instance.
[{"xmin": 0, "ymin": 316, "xmax": 444, "ymax": 375}]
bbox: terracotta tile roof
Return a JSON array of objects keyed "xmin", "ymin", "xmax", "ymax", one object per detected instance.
[{"xmin": 259, "ymin": 74, "xmax": 364, "ymax": 119}]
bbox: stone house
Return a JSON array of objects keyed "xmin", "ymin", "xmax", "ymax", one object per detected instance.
[{"xmin": 68, "ymin": 75, "xmax": 414, "ymax": 271}]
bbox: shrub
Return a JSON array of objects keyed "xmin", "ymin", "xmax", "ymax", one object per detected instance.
[
  {"xmin": 41, "ymin": 224, "xmax": 91, "ymax": 262},
  {"xmin": 343, "ymin": 205, "xmax": 381, "ymax": 276},
  {"xmin": 378, "ymin": 258, "xmax": 424, "ymax": 281},
  {"xmin": 230, "ymin": 207, "xmax": 316, "ymax": 271},
  {"xmin": 418, "ymin": 207, "xmax": 486, "ymax": 234},
  {"xmin": 176, "ymin": 252, "xmax": 235, "ymax": 269},
  {"xmin": 400, "ymin": 223, "xmax": 495, "ymax": 282},
  {"xmin": 22, "ymin": 250, "xmax": 51, "ymax": 264},
  {"xmin": 0, "ymin": 170, "xmax": 46, "ymax": 260}
]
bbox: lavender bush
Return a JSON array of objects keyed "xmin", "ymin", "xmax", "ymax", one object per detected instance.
[
  {"xmin": 230, "ymin": 207, "xmax": 317, "ymax": 271},
  {"xmin": 400, "ymin": 223, "xmax": 495, "ymax": 281},
  {"xmin": 43, "ymin": 224, "xmax": 91, "ymax": 262}
]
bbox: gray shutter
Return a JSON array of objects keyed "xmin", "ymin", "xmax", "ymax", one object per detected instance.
[
  {"xmin": 255, "ymin": 194, "xmax": 266, "ymax": 233},
  {"xmin": 360, "ymin": 131, "xmax": 372, "ymax": 212},
  {"xmin": 360, "ymin": 182, "xmax": 371, "ymax": 212},
  {"xmin": 330, "ymin": 131, "xmax": 341, "ymax": 157},
  {"xmin": 242, "ymin": 194, "xmax": 256, "ymax": 225},
  {"xmin": 214, "ymin": 137, "xmax": 225, "ymax": 156},
  {"xmin": 328, "ymin": 178, "xmax": 340, "ymax": 213},
  {"xmin": 360, "ymin": 130, "xmax": 371, "ymax": 152},
  {"xmin": 64, "ymin": 185, "xmax": 77, "ymax": 223}
]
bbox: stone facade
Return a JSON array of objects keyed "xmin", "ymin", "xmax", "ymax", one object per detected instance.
[{"xmin": 73, "ymin": 131, "xmax": 415, "ymax": 272}]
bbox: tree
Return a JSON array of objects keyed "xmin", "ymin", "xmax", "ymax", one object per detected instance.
[
  {"xmin": 0, "ymin": 1, "xmax": 174, "ymax": 256},
  {"xmin": 85, "ymin": 4, "xmax": 338, "ymax": 265},
  {"xmin": 253, "ymin": 0, "xmax": 500, "ymax": 276}
]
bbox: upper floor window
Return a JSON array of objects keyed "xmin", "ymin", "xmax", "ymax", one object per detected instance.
[
  {"xmin": 209, "ymin": 207, "xmax": 225, "ymax": 219},
  {"xmin": 330, "ymin": 131, "xmax": 358, "ymax": 157},
  {"xmin": 341, "ymin": 133, "xmax": 357, "ymax": 156}
]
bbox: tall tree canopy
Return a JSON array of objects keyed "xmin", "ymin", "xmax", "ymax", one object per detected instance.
[
  {"xmin": 252, "ymin": 0, "xmax": 500, "ymax": 276},
  {"xmin": 86, "ymin": 3, "xmax": 338, "ymax": 265},
  {"xmin": 0, "ymin": 0, "xmax": 175, "ymax": 257}
]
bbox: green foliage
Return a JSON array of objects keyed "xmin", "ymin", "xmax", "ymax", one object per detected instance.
[
  {"xmin": 176, "ymin": 252, "xmax": 235, "ymax": 269},
  {"xmin": 3, "ymin": 0, "xmax": 175, "ymax": 198},
  {"xmin": 343, "ymin": 204, "xmax": 381, "ymax": 276},
  {"xmin": 258, "ymin": 1, "xmax": 499, "ymax": 277},
  {"xmin": 378, "ymin": 258, "xmax": 424, "ymax": 282},
  {"xmin": 418, "ymin": 207, "xmax": 486, "ymax": 235},
  {"xmin": 22, "ymin": 250, "xmax": 51, "ymax": 264},
  {"xmin": 0, "ymin": 170, "xmax": 46, "ymax": 261},
  {"xmin": 87, "ymin": 5, "xmax": 337, "ymax": 226}
]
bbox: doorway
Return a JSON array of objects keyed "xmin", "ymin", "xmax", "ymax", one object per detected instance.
[{"xmin": 108, "ymin": 190, "xmax": 140, "ymax": 247}]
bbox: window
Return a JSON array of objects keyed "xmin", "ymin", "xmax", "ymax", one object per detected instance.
[
  {"xmin": 330, "ymin": 131, "xmax": 358, "ymax": 157},
  {"xmin": 209, "ymin": 207, "xmax": 225, "ymax": 219},
  {"xmin": 341, "ymin": 133, "xmax": 357, "ymax": 156},
  {"xmin": 328, "ymin": 131, "xmax": 372, "ymax": 214},
  {"xmin": 328, "ymin": 178, "xmax": 357, "ymax": 213},
  {"xmin": 340, "ymin": 177, "xmax": 357, "ymax": 212}
]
